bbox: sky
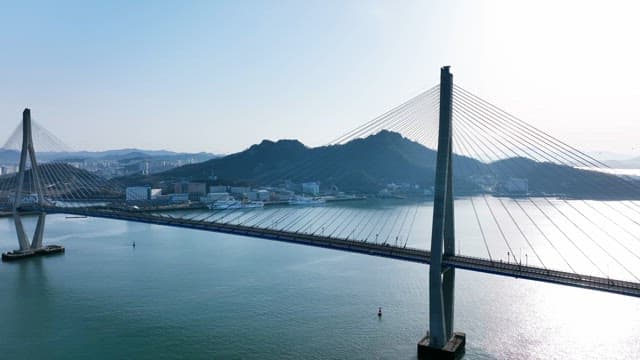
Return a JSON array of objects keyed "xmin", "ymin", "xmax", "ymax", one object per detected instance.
[{"xmin": 1, "ymin": 1, "xmax": 640, "ymax": 156}]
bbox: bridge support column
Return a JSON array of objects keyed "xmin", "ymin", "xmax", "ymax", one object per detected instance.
[
  {"xmin": 2, "ymin": 109, "xmax": 63, "ymax": 262},
  {"xmin": 418, "ymin": 66, "xmax": 465, "ymax": 359}
]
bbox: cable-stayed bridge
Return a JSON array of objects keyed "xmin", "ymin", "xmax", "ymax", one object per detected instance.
[{"xmin": 1, "ymin": 67, "xmax": 639, "ymax": 358}]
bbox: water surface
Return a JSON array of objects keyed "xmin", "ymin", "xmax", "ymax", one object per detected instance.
[{"xmin": 1, "ymin": 200, "xmax": 639, "ymax": 359}]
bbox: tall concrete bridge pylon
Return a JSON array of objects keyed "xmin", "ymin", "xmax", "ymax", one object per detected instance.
[
  {"xmin": 418, "ymin": 66, "xmax": 466, "ymax": 359},
  {"xmin": 13, "ymin": 109, "xmax": 47, "ymax": 251},
  {"xmin": 2, "ymin": 108, "xmax": 64, "ymax": 262}
]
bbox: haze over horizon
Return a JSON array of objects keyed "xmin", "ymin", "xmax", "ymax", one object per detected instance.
[{"xmin": 2, "ymin": 1, "xmax": 640, "ymax": 156}]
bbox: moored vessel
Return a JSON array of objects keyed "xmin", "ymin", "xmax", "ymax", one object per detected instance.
[
  {"xmin": 288, "ymin": 196, "xmax": 326, "ymax": 205},
  {"xmin": 208, "ymin": 200, "xmax": 264, "ymax": 210}
]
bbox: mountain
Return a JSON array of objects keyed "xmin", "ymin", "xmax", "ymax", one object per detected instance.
[
  {"xmin": 489, "ymin": 157, "xmax": 640, "ymax": 198},
  {"xmin": 588, "ymin": 150, "xmax": 635, "ymax": 162},
  {"xmin": 4, "ymin": 131, "xmax": 638, "ymax": 199},
  {"xmin": 50, "ymin": 149, "xmax": 217, "ymax": 162},
  {"xmin": 0, "ymin": 148, "xmax": 218, "ymax": 163},
  {"xmin": 604, "ymin": 156, "xmax": 640, "ymax": 169},
  {"xmin": 0, "ymin": 149, "xmax": 19, "ymax": 163},
  {"xmin": 120, "ymin": 131, "xmax": 486, "ymax": 194},
  {"xmin": 587, "ymin": 150, "xmax": 640, "ymax": 169},
  {"xmin": 0, "ymin": 163, "xmax": 122, "ymax": 200},
  {"xmin": 118, "ymin": 130, "xmax": 640, "ymax": 199}
]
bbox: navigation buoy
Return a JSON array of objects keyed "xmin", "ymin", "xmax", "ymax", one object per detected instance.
[
  {"xmin": 133, "ymin": 241, "xmax": 136, "ymax": 248},
  {"xmin": 377, "ymin": 307, "xmax": 382, "ymax": 317}
]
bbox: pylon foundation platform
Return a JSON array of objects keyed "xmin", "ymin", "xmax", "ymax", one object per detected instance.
[
  {"xmin": 417, "ymin": 332, "xmax": 466, "ymax": 360},
  {"xmin": 2, "ymin": 245, "xmax": 65, "ymax": 262}
]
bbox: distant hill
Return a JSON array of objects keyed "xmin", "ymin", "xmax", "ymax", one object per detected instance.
[
  {"xmin": 117, "ymin": 130, "xmax": 640, "ymax": 199},
  {"xmin": 0, "ymin": 148, "xmax": 218, "ymax": 163},
  {"xmin": 0, "ymin": 163, "xmax": 122, "ymax": 200},
  {"xmin": 0, "ymin": 149, "xmax": 19, "ymax": 163},
  {"xmin": 587, "ymin": 150, "xmax": 640, "ymax": 169},
  {"xmin": 490, "ymin": 157, "xmax": 640, "ymax": 198},
  {"xmin": 119, "ymin": 131, "xmax": 487, "ymax": 194},
  {"xmin": 588, "ymin": 150, "xmax": 635, "ymax": 162},
  {"xmin": 0, "ymin": 149, "xmax": 217, "ymax": 164},
  {"xmin": 50, "ymin": 149, "xmax": 217, "ymax": 163},
  {"xmin": 604, "ymin": 156, "xmax": 640, "ymax": 169},
  {"xmin": 3, "ymin": 131, "xmax": 639, "ymax": 199}
]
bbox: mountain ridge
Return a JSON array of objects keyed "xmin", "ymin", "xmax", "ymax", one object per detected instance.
[
  {"xmin": 0, "ymin": 148, "xmax": 218, "ymax": 163},
  {"xmin": 117, "ymin": 130, "xmax": 640, "ymax": 199}
]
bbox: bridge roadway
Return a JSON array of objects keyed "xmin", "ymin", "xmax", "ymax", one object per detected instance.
[{"xmin": 45, "ymin": 207, "xmax": 640, "ymax": 298}]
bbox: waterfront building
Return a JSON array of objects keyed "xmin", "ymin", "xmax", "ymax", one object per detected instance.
[
  {"xmin": 302, "ymin": 182, "xmax": 320, "ymax": 196},
  {"xmin": 247, "ymin": 190, "xmax": 271, "ymax": 201},
  {"xmin": 209, "ymin": 185, "xmax": 228, "ymax": 193}
]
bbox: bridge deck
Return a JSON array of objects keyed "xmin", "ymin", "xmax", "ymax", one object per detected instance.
[{"xmin": 45, "ymin": 207, "xmax": 640, "ymax": 298}]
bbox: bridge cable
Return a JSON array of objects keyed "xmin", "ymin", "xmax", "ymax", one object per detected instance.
[
  {"xmin": 453, "ymin": 90, "xmax": 640, "ymax": 278},
  {"xmin": 454, "ymin": 86, "xmax": 640, "ymax": 218},
  {"xmin": 453, "ymin": 97, "xmax": 613, "ymax": 276},
  {"xmin": 453, "ymin": 88, "xmax": 640, "ymax": 233},
  {"xmin": 452, "ymin": 106, "xmax": 581, "ymax": 272},
  {"xmin": 449, "ymin": 117, "xmax": 548, "ymax": 268}
]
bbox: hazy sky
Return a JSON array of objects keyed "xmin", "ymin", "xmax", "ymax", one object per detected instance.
[{"xmin": 1, "ymin": 1, "xmax": 640, "ymax": 155}]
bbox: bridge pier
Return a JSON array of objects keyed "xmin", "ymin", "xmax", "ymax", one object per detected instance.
[
  {"xmin": 2, "ymin": 109, "xmax": 64, "ymax": 262},
  {"xmin": 418, "ymin": 66, "xmax": 465, "ymax": 359}
]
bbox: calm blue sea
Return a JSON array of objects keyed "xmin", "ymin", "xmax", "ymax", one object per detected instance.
[{"xmin": 1, "ymin": 201, "xmax": 639, "ymax": 359}]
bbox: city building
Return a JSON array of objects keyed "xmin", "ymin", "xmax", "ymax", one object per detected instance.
[
  {"xmin": 173, "ymin": 181, "xmax": 207, "ymax": 201},
  {"xmin": 1, "ymin": 165, "xmax": 17, "ymax": 175},
  {"xmin": 247, "ymin": 190, "xmax": 270, "ymax": 201},
  {"xmin": 174, "ymin": 181, "xmax": 190, "ymax": 194},
  {"xmin": 187, "ymin": 182, "xmax": 207, "ymax": 195},
  {"xmin": 150, "ymin": 188, "xmax": 162, "ymax": 199},
  {"xmin": 230, "ymin": 186, "xmax": 250, "ymax": 196},
  {"xmin": 271, "ymin": 189, "xmax": 295, "ymax": 201},
  {"xmin": 126, "ymin": 186, "xmax": 150, "ymax": 201},
  {"xmin": 209, "ymin": 185, "xmax": 227, "ymax": 193},
  {"xmin": 200, "ymin": 192, "xmax": 232, "ymax": 203},
  {"xmin": 170, "ymin": 193, "xmax": 189, "ymax": 203}
]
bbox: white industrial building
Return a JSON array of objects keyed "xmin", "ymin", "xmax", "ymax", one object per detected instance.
[
  {"xmin": 1, "ymin": 166, "xmax": 17, "ymax": 175},
  {"xmin": 150, "ymin": 188, "xmax": 162, "ymax": 199}
]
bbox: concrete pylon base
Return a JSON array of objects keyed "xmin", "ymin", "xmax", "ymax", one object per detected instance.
[
  {"xmin": 2, "ymin": 244, "xmax": 65, "ymax": 262},
  {"xmin": 417, "ymin": 332, "xmax": 466, "ymax": 360}
]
